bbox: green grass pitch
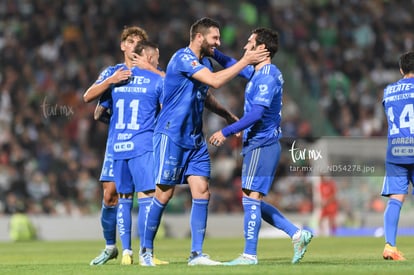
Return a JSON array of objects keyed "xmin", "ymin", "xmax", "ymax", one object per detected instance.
[{"xmin": 1, "ymin": 236, "xmax": 413, "ymax": 275}]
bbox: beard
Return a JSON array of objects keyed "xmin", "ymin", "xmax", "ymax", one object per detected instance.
[{"xmin": 200, "ymin": 40, "xmax": 215, "ymax": 57}]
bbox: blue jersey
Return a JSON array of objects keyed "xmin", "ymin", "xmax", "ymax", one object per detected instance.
[
  {"xmin": 97, "ymin": 90, "xmax": 114, "ymax": 182},
  {"xmin": 242, "ymin": 64, "xmax": 282, "ymax": 153},
  {"xmin": 107, "ymin": 64, "xmax": 163, "ymax": 160},
  {"xmin": 95, "ymin": 66, "xmax": 118, "ymax": 157},
  {"xmin": 155, "ymin": 47, "xmax": 212, "ymax": 149},
  {"xmin": 383, "ymin": 77, "xmax": 414, "ymax": 164}
]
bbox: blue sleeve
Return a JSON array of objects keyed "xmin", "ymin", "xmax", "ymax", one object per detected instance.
[
  {"xmin": 222, "ymin": 104, "xmax": 265, "ymax": 137},
  {"xmin": 156, "ymin": 77, "xmax": 164, "ymax": 105},
  {"xmin": 178, "ymin": 51, "xmax": 206, "ymax": 77},
  {"xmin": 213, "ymin": 49, "xmax": 237, "ymax": 68},
  {"xmin": 213, "ymin": 49, "xmax": 253, "ymax": 80}
]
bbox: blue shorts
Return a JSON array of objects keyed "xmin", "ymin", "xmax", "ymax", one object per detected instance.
[
  {"xmin": 99, "ymin": 147, "xmax": 114, "ymax": 182},
  {"xmin": 113, "ymin": 151, "xmax": 155, "ymax": 194},
  {"xmin": 242, "ymin": 141, "xmax": 280, "ymax": 196},
  {"xmin": 154, "ymin": 133, "xmax": 210, "ymax": 185},
  {"xmin": 381, "ymin": 162, "xmax": 414, "ymax": 196}
]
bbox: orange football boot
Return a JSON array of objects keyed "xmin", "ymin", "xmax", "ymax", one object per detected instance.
[{"xmin": 383, "ymin": 243, "xmax": 406, "ymax": 261}]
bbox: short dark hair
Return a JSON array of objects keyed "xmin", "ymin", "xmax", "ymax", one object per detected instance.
[
  {"xmin": 252, "ymin": 27, "xmax": 279, "ymax": 59},
  {"xmin": 134, "ymin": 40, "xmax": 158, "ymax": 55},
  {"xmin": 190, "ymin": 17, "xmax": 220, "ymax": 41},
  {"xmin": 399, "ymin": 51, "xmax": 414, "ymax": 75}
]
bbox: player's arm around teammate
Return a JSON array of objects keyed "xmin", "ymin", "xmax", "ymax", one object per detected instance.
[{"xmin": 86, "ymin": 26, "xmax": 149, "ymax": 266}]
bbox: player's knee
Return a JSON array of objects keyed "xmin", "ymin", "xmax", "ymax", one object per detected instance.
[
  {"xmin": 155, "ymin": 192, "xmax": 173, "ymax": 204},
  {"xmin": 103, "ymin": 195, "xmax": 118, "ymax": 206},
  {"xmin": 103, "ymin": 191, "xmax": 118, "ymax": 206},
  {"xmin": 192, "ymin": 189, "xmax": 210, "ymax": 200},
  {"xmin": 102, "ymin": 182, "xmax": 118, "ymax": 204}
]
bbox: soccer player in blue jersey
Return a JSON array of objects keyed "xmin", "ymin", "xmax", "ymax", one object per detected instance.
[
  {"xmin": 140, "ymin": 17, "xmax": 269, "ymax": 267},
  {"xmin": 209, "ymin": 27, "xmax": 313, "ymax": 265},
  {"xmin": 84, "ymin": 26, "xmax": 148, "ymax": 266},
  {"xmin": 84, "ymin": 27, "xmax": 167, "ymax": 266},
  {"xmin": 107, "ymin": 40, "xmax": 165, "ymax": 265},
  {"xmin": 381, "ymin": 51, "xmax": 414, "ymax": 261}
]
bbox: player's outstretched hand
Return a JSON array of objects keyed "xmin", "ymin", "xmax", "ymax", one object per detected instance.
[{"xmin": 242, "ymin": 48, "xmax": 269, "ymax": 65}]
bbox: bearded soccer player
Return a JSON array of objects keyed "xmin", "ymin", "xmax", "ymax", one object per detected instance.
[{"xmin": 140, "ymin": 17, "xmax": 268, "ymax": 266}]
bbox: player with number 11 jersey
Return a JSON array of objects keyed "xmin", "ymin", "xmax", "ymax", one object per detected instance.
[
  {"xmin": 100, "ymin": 61, "xmax": 163, "ymax": 263},
  {"xmin": 110, "ymin": 65, "xmax": 163, "ymax": 159}
]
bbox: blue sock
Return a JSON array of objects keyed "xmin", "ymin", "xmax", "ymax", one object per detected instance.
[
  {"xmin": 117, "ymin": 198, "xmax": 133, "ymax": 251},
  {"xmin": 190, "ymin": 199, "xmax": 208, "ymax": 254},
  {"xmin": 143, "ymin": 198, "xmax": 165, "ymax": 250},
  {"xmin": 261, "ymin": 201, "xmax": 298, "ymax": 238},
  {"xmin": 384, "ymin": 198, "xmax": 402, "ymax": 246},
  {"xmin": 243, "ymin": 197, "xmax": 261, "ymax": 256},
  {"xmin": 138, "ymin": 197, "xmax": 153, "ymax": 248},
  {"xmin": 101, "ymin": 202, "xmax": 118, "ymax": 245}
]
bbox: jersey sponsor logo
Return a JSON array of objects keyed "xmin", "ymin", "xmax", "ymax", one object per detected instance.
[
  {"xmin": 165, "ymin": 159, "xmax": 178, "ymax": 166},
  {"xmin": 256, "ymin": 97, "xmax": 269, "ymax": 103},
  {"xmin": 162, "ymin": 167, "xmax": 182, "ymax": 181},
  {"xmin": 118, "ymin": 205, "xmax": 125, "ymax": 237},
  {"xmin": 392, "ymin": 146, "xmax": 414, "ymax": 156},
  {"xmin": 129, "ymin": 76, "xmax": 150, "ymax": 85},
  {"xmin": 117, "ymin": 133, "xmax": 133, "ymax": 140},
  {"xmin": 385, "ymin": 83, "xmax": 414, "ymax": 96},
  {"xmin": 247, "ymin": 205, "xmax": 257, "ymax": 240},
  {"xmin": 247, "ymin": 220, "xmax": 256, "ymax": 240},
  {"xmin": 115, "ymin": 86, "xmax": 148, "ymax": 93},
  {"xmin": 384, "ymin": 92, "xmax": 414, "ymax": 103},
  {"xmin": 114, "ymin": 141, "xmax": 134, "ymax": 152},
  {"xmin": 258, "ymin": 84, "xmax": 269, "ymax": 96}
]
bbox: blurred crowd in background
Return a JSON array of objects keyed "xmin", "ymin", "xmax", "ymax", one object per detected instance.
[{"xmin": 1, "ymin": 0, "xmax": 413, "ymax": 225}]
